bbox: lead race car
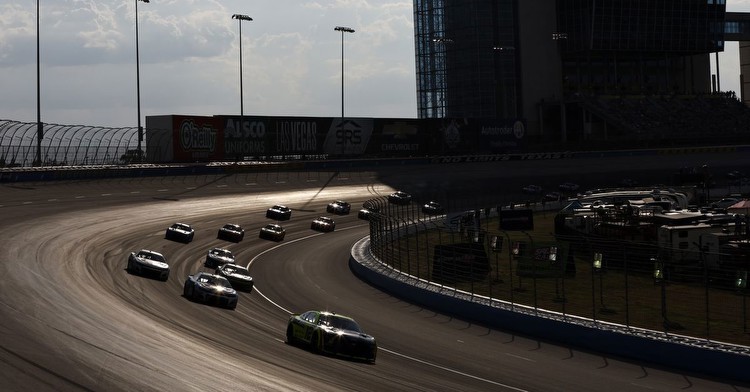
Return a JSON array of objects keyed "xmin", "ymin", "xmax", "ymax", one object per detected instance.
[{"xmin": 286, "ymin": 310, "xmax": 377, "ymax": 363}]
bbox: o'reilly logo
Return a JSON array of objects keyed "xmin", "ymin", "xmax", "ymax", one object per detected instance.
[{"xmin": 179, "ymin": 119, "xmax": 216, "ymax": 151}]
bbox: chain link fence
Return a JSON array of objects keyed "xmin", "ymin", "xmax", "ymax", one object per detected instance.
[{"xmin": 365, "ymin": 197, "xmax": 750, "ymax": 347}]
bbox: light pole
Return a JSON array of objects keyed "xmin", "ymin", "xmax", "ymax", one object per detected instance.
[
  {"xmin": 36, "ymin": 0, "xmax": 42, "ymax": 166},
  {"xmin": 232, "ymin": 14, "xmax": 253, "ymax": 141},
  {"xmin": 334, "ymin": 26, "xmax": 355, "ymax": 119},
  {"xmin": 135, "ymin": 0, "xmax": 149, "ymax": 159}
]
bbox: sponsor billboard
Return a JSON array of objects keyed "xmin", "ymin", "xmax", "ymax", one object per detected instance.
[
  {"xmin": 146, "ymin": 114, "xmax": 526, "ymax": 162},
  {"xmin": 435, "ymin": 118, "xmax": 526, "ymax": 155},
  {"xmin": 172, "ymin": 116, "xmax": 222, "ymax": 162},
  {"xmin": 221, "ymin": 117, "xmax": 269, "ymax": 157},
  {"xmin": 323, "ymin": 118, "xmax": 374, "ymax": 156},
  {"xmin": 367, "ymin": 119, "xmax": 427, "ymax": 156},
  {"xmin": 218, "ymin": 116, "xmax": 375, "ymax": 157}
]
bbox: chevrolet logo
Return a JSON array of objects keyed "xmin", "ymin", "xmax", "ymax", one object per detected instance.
[{"xmin": 382, "ymin": 122, "xmax": 418, "ymax": 139}]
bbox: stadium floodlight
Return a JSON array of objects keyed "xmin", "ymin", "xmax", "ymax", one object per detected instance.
[{"xmin": 334, "ymin": 26, "xmax": 355, "ymax": 119}]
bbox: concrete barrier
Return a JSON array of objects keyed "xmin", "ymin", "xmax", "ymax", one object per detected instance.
[{"xmin": 349, "ymin": 236, "xmax": 750, "ymax": 383}]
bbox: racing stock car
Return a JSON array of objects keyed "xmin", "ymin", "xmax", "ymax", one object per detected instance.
[
  {"xmin": 204, "ymin": 247, "xmax": 235, "ymax": 268},
  {"xmin": 286, "ymin": 310, "xmax": 377, "ymax": 363},
  {"xmin": 266, "ymin": 205, "xmax": 292, "ymax": 221},
  {"xmin": 165, "ymin": 222, "xmax": 195, "ymax": 243},
  {"xmin": 387, "ymin": 191, "xmax": 412, "ymax": 205},
  {"xmin": 259, "ymin": 223, "xmax": 286, "ymax": 241},
  {"xmin": 217, "ymin": 223, "xmax": 244, "ymax": 242},
  {"xmin": 310, "ymin": 216, "xmax": 335, "ymax": 232},
  {"xmin": 215, "ymin": 263, "xmax": 254, "ymax": 292},
  {"xmin": 183, "ymin": 272, "xmax": 238, "ymax": 310},
  {"xmin": 326, "ymin": 200, "xmax": 351, "ymax": 215},
  {"xmin": 127, "ymin": 249, "xmax": 170, "ymax": 281}
]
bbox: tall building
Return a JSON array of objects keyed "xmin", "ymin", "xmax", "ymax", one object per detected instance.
[
  {"xmin": 414, "ymin": 1, "xmax": 521, "ymax": 119},
  {"xmin": 413, "ymin": 0, "xmax": 740, "ymax": 146}
]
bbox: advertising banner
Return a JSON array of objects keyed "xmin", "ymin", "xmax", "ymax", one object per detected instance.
[
  {"xmin": 322, "ymin": 118, "xmax": 374, "ymax": 156},
  {"xmin": 367, "ymin": 119, "xmax": 428, "ymax": 156},
  {"xmin": 149, "ymin": 114, "xmax": 527, "ymax": 162},
  {"xmin": 217, "ymin": 116, "xmax": 375, "ymax": 158},
  {"xmin": 433, "ymin": 118, "xmax": 525, "ymax": 155},
  {"xmin": 171, "ymin": 115, "xmax": 222, "ymax": 162},
  {"xmin": 220, "ymin": 116, "xmax": 269, "ymax": 158},
  {"xmin": 476, "ymin": 118, "xmax": 526, "ymax": 153}
]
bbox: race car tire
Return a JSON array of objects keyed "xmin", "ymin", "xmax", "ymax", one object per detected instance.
[
  {"xmin": 311, "ymin": 331, "xmax": 322, "ymax": 353},
  {"xmin": 286, "ymin": 324, "xmax": 295, "ymax": 344}
]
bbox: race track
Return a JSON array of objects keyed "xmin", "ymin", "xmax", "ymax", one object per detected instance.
[{"xmin": 1, "ymin": 152, "xmax": 749, "ymax": 391}]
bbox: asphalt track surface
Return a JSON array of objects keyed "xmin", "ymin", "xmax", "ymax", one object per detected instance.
[{"xmin": 1, "ymin": 152, "xmax": 750, "ymax": 392}]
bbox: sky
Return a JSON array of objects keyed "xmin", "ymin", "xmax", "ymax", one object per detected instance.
[{"xmin": 1, "ymin": 1, "xmax": 749, "ymax": 129}]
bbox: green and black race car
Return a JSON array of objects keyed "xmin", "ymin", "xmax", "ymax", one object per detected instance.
[{"xmin": 286, "ymin": 310, "xmax": 377, "ymax": 363}]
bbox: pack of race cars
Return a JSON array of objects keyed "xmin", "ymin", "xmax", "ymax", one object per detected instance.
[{"xmin": 125, "ymin": 198, "xmax": 385, "ymax": 362}]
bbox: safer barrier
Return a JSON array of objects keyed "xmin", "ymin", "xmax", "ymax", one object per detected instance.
[
  {"xmin": 350, "ymin": 233, "xmax": 750, "ymax": 383},
  {"xmin": 351, "ymin": 200, "xmax": 750, "ymax": 382}
]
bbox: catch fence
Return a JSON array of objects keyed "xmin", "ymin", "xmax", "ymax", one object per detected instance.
[
  {"xmin": 0, "ymin": 120, "xmax": 138, "ymax": 167},
  {"xmin": 364, "ymin": 198, "xmax": 750, "ymax": 347}
]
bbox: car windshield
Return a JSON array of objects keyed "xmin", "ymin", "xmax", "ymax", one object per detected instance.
[
  {"xmin": 223, "ymin": 266, "xmax": 250, "ymax": 276},
  {"xmin": 137, "ymin": 251, "xmax": 164, "ymax": 262},
  {"xmin": 318, "ymin": 314, "xmax": 362, "ymax": 332},
  {"xmin": 211, "ymin": 249, "xmax": 233, "ymax": 258},
  {"xmin": 197, "ymin": 275, "xmax": 229, "ymax": 287},
  {"xmin": 266, "ymin": 224, "xmax": 281, "ymax": 231},
  {"xmin": 224, "ymin": 224, "xmax": 240, "ymax": 230},
  {"xmin": 173, "ymin": 224, "xmax": 190, "ymax": 230},
  {"xmin": 319, "ymin": 217, "xmax": 333, "ymax": 223}
]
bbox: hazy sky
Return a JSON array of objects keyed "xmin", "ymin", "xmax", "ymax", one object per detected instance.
[{"xmin": 1, "ymin": 1, "xmax": 749, "ymax": 128}]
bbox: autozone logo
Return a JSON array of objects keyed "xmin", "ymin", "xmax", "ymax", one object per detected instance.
[{"xmin": 179, "ymin": 119, "xmax": 216, "ymax": 151}]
